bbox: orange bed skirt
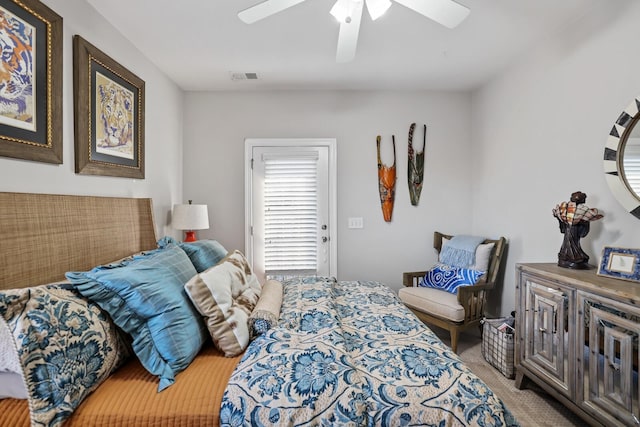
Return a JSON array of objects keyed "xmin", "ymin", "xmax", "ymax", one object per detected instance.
[{"xmin": 0, "ymin": 343, "xmax": 241, "ymax": 427}]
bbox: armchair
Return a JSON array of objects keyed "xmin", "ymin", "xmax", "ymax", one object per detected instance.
[{"xmin": 399, "ymin": 231, "xmax": 507, "ymax": 353}]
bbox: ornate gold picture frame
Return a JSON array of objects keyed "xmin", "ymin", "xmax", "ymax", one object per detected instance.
[
  {"xmin": 73, "ymin": 35, "xmax": 145, "ymax": 178},
  {"xmin": 0, "ymin": 0, "xmax": 62, "ymax": 164}
]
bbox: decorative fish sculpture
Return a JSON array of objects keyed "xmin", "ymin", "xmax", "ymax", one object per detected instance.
[
  {"xmin": 377, "ymin": 135, "xmax": 396, "ymax": 222},
  {"xmin": 408, "ymin": 123, "xmax": 426, "ymax": 206}
]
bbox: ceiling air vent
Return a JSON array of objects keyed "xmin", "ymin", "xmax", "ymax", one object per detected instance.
[{"xmin": 230, "ymin": 72, "xmax": 258, "ymax": 81}]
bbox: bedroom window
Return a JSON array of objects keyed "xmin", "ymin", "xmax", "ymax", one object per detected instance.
[{"xmin": 245, "ymin": 139, "xmax": 337, "ymax": 282}]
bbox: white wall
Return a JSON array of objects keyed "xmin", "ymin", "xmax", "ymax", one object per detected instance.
[
  {"xmin": 183, "ymin": 90, "xmax": 473, "ymax": 290},
  {"xmin": 0, "ymin": 0, "xmax": 184, "ymax": 238},
  {"xmin": 472, "ymin": 2, "xmax": 640, "ymax": 315},
  {"xmin": 184, "ymin": 2, "xmax": 640, "ymax": 314}
]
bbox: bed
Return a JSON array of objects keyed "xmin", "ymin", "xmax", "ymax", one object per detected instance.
[{"xmin": 0, "ymin": 192, "xmax": 518, "ymax": 426}]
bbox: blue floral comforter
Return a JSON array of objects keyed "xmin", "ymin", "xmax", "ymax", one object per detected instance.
[{"xmin": 221, "ymin": 277, "xmax": 518, "ymax": 426}]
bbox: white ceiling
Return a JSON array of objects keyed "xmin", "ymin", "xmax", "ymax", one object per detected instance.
[{"xmin": 86, "ymin": 0, "xmax": 606, "ymax": 92}]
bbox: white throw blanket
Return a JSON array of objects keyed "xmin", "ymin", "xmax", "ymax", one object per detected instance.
[{"xmin": 439, "ymin": 235, "xmax": 486, "ymax": 268}]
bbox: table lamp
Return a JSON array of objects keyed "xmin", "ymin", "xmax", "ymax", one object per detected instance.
[{"xmin": 172, "ymin": 200, "xmax": 209, "ymax": 242}]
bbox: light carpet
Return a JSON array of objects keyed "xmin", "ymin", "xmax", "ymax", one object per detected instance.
[{"xmin": 431, "ymin": 327, "xmax": 584, "ymax": 427}]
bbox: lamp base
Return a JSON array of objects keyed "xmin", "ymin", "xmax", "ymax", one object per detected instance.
[{"xmin": 183, "ymin": 230, "xmax": 197, "ymax": 242}]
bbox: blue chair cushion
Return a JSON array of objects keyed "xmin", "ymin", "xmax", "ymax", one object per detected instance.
[{"xmin": 419, "ymin": 263, "xmax": 485, "ymax": 294}]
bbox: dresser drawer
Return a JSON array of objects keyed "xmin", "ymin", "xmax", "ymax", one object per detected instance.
[{"xmin": 519, "ymin": 271, "xmax": 574, "ymax": 398}]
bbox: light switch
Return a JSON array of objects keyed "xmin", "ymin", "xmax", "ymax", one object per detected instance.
[{"xmin": 348, "ymin": 217, "xmax": 363, "ymax": 229}]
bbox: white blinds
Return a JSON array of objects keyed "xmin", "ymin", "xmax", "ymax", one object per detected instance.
[
  {"xmin": 263, "ymin": 152, "xmax": 319, "ymax": 275},
  {"xmin": 623, "ymin": 142, "xmax": 640, "ymax": 195}
]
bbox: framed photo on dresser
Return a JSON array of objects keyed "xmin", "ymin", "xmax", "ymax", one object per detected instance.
[{"xmin": 597, "ymin": 246, "xmax": 640, "ymax": 282}]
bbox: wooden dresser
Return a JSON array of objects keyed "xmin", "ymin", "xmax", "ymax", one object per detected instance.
[{"xmin": 515, "ymin": 263, "xmax": 640, "ymax": 427}]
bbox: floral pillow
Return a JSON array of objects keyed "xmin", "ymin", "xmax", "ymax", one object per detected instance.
[
  {"xmin": 419, "ymin": 263, "xmax": 485, "ymax": 294},
  {"xmin": 0, "ymin": 283, "xmax": 130, "ymax": 426}
]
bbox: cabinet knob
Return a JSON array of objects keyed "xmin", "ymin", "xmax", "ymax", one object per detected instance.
[{"xmin": 539, "ymin": 327, "xmax": 547, "ymax": 333}]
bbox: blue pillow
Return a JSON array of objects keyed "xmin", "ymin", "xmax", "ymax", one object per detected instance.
[
  {"xmin": 419, "ymin": 263, "xmax": 485, "ymax": 294},
  {"xmin": 66, "ymin": 244, "xmax": 207, "ymax": 392},
  {"xmin": 178, "ymin": 240, "xmax": 228, "ymax": 273}
]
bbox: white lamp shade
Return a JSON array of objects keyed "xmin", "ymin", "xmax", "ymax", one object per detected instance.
[{"xmin": 172, "ymin": 204, "xmax": 209, "ymax": 230}]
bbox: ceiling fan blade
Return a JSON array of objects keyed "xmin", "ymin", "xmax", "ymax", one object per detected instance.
[
  {"xmin": 238, "ymin": 0, "xmax": 308, "ymax": 24},
  {"xmin": 335, "ymin": 0, "xmax": 364, "ymax": 63},
  {"xmin": 393, "ymin": 0, "xmax": 469, "ymax": 29}
]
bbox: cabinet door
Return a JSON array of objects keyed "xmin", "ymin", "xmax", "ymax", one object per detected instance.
[
  {"xmin": 521, "ymin": 274, "xmax": 573, "ymax": 398},
  {"xmin": 577, "ymin": 292, "xmax": 640, "ymax": 426}
]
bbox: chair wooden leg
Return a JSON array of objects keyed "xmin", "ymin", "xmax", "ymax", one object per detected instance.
[{"xmin": 450, "ymin": 328, "xmax": 459, "ymax": 353}]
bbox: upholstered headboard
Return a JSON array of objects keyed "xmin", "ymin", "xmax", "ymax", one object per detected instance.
[{"xmin": 0, "ymin": 192, "xmax": 158, "ymax": 290}]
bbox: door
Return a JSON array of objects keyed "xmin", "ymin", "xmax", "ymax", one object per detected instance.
[{"xmin": 245, "ymin": 139, "xmax": 336, "ymax": 282}]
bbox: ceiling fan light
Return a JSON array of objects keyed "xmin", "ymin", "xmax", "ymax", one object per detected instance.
[
  {"xmin": 331, "ymin": 0, "xmax": 364, "ymax": 23},
  {"xmin": 330, "ymin": 0, "xmax": 351, "ymax": 23},
  {"xmin": 366, "ymin": 0, "xmax": 391, "ymax": 21}
]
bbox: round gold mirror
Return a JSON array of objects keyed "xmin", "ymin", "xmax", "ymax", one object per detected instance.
[{"xmin": 603, "ymin": 95, "xmax": 640, "ymax": 219}]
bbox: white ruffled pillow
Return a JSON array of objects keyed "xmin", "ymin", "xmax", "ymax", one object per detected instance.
[
  {"xmin": 0, "ymin": 320, "xmax": 21, "ymax": 374},
  {"xmin": 0, "ymin": 319, "xmax": 26, "ymax": 399}
]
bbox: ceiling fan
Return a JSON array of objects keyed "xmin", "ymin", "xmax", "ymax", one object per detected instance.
[{"xmin": 238, "ymin": 0, "xmax": 470, "ymax": 63}]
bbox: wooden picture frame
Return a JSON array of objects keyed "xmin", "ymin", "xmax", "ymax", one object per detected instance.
[
  {"xmin": 597, "ymin": 246, "xmax": 640, "ymax": 283},
  {"xmin": 0, "ymin": 0, "xmax": 62, "ymax": 164},
  {"xmin": 73, "ymin": 35, "xmax": 145, "ymax": 178}
]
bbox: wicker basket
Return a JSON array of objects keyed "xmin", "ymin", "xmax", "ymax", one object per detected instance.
[{"xmin": 481, "ymin": 316, "xmax": 515, "ymax": 379}]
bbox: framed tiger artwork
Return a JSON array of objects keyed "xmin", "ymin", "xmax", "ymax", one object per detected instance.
[{"xmin": 0, "ymin": 0, "xmax": 62, "ymax": 164}]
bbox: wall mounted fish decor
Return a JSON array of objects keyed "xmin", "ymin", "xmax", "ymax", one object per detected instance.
[
  {"xmin": 376, "ymin": 135, "xmax": 396, "ymax": 222},
  {"xmin": 408, "ymin": 123, "xmax": 426, "ymax": 206}
]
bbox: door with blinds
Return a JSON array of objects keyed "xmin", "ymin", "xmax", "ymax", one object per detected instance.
[{"xmin": 246, "ymin": 139, "xmax": 336, "ymax": 282}]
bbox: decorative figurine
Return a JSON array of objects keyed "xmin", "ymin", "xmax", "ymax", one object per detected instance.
[
  {"xmin": 407, "ymin": 123, "xmax": 426, "ymax": 206},
  {"xmin": 376, "ymin": 135, "xmax": 396, "ymax": 222},
  {"xmin": 552, "ymin": 191, "xmax": 603, "ymax": 269}
]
